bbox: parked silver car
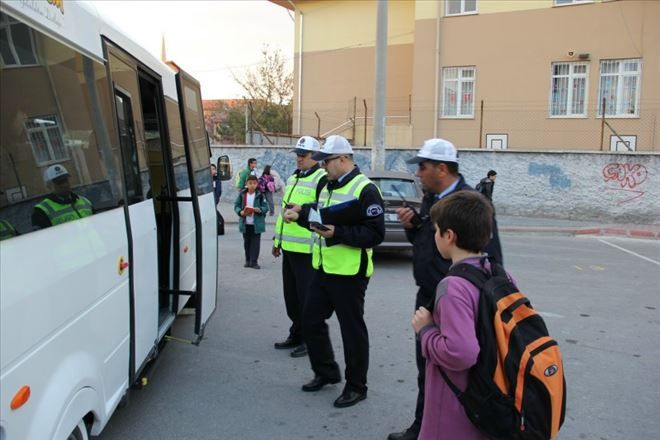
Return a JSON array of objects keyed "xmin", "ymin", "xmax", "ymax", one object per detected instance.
[{"xmin": 365, "ymin": 171, "xmax": 423, "ymax": 251}]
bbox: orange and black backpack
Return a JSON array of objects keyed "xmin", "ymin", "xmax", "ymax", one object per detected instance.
[{"xmin": 439, "ymin": 258, "xmax": 566, "ymax": 440}]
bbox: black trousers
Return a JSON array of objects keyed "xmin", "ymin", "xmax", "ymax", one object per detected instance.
[
  {"xmin": 282, "ymin": 250, "xmax": 315, "ymax": 343},
  {"xmin": 413, "ymin": 287, "xmax": 434, "ymax": 430},
  {"xmin": 242, "ymin": 225, "xmax": 261, "ymax": 265},
  {"xmin": 303, "ymin": 270, "xmax": 370, "ymax": 394}
]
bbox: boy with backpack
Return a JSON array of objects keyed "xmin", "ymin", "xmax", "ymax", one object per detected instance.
[
  {"xmin": 411, "ymin": 190, "xmax": 493, "ymax": 440},
  {"xmin": 412, "ymin": 190, "xmax": 565, "ymax": 440}
]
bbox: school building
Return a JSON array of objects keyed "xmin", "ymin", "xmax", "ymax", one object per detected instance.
[{"xmin": 271, "ymin": 0, "xmax": 660, "ymax": 151}]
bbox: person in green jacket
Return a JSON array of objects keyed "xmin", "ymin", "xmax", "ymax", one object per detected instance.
[
  {"xmin": 236, "ymin": 157, "xmax": 257, "ymax": 190},
  {"xmin": 234, "ymin": 174, "xmax": 269, "ymax": 269}
]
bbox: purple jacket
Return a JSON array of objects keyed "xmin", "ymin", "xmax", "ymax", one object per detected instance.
[{"xmin": 418, "ymin": 256, "xmax": 489, "ymax": 440}]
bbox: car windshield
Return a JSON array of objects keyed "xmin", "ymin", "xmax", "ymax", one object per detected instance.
[{"xmin": 372, "ymin": 178, "xmax": 417, "ymax": 199}]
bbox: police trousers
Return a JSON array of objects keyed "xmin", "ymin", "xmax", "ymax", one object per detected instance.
[
  {"xmin": 303, "ymin": 270, "xmax": 370, "ymax": 394},
  {"xmin": 282, "ymin": 250, "xmax": 315, "ymax": 343}
]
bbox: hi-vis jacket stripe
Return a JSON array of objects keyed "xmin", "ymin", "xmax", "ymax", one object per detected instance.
[{"xmin": 274, "ymin": 168, "xmax": 326, "ymax": 253}]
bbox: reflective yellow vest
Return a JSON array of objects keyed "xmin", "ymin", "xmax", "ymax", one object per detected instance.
[
  {"xmin": 274, "ymin": 168, "xmax": 326, "ymax": 253},
  {"xmin": 34, "ymin": 196, "xmax": 93, "ymax": 226},
  {"xmin": 312, "ymin": 173, "xmax": 375, "ymax": 277},
  {"xmin": 0, "ymin": 219, "xmax": 18, "ymax": 241}
]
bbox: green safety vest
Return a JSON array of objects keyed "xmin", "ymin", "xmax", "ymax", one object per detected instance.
[
  {"xmin": 34, "ymin": 196, "xmax": 93, "ymax": 226},
  {"xmin": 0, "ymin": 219, "xmax": 18, "ymax": 241},
  {"xmin": 274, "ymin": 168, "xmax": 326, "ymax": 253},
  {"xmin": 312, "ymin": 173, "xmax": 375, "ymax": 277}
]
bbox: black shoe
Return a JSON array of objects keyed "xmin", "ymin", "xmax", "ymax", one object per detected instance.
[
  {"xmin": 301, "ymin": 375, "xmax": 340, "ymax": 392},
  {"xmin": 290, "ymin": 344, "xmax": 307, "ymax": 358},
  {"xmin": 387, "ymin": 426, "xmax": 419, "ymax": 440},
  {"xmin": 244, "ymin": 262, "xmax": 250, "ymax": 268},
  {"xmin": 333, "ymin": 389, "xmax": 367, "ymax": 408},
  {"xmin": 274, "ymin": 337, "xmax": 299, "ymax": 349},
  {"xmin": 251, "ymin": 264, "xmax": 261, "ymax": 269}
]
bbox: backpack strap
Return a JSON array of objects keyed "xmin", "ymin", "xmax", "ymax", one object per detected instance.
[{"xmin": 447, "ymin": 261, "xmax": 490, "ymax": 289}]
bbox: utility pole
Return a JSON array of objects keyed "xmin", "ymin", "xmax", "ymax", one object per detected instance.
[{"xmin": 372, "ymin": 0, "xmax": 387, "ymax": 171}]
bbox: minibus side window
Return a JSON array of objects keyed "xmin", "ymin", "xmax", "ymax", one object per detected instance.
[
  {"xmin": 0, "ymin": 12, "xmax": 123, "ymax": 238},
  {"xmin": 164, "ymin": 98, "xmax": 191, "ymax": 192},
  {"xmin": 180, "ymin": 81, "xmax": 213, "ymax": 195}
]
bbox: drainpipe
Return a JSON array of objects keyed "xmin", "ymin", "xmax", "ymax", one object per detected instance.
[
  {"xmin": 433, "ymin": 1, "xmax": 441, "ymax": 137},
  {"xmin": 289, "ymin": 0, "xmax": 303, "ymax": 135}
]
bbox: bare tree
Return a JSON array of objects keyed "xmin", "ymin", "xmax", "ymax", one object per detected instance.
[
  {"xmin": 234, "ymin": 45, "xmax": 293, "ymax": 105},
  {"xmin": 231, "ymin": 45, "xmax": 293, "ymax": 137}
]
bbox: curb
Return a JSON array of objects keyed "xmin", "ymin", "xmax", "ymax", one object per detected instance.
[{"xmin": 500, "ymin": 226, "xmax": 660, "ymax": 239}]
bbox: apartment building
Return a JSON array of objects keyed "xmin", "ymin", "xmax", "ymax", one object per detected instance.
[{"xmin": 272, "ymin": 0, "xmax": 659, "ymax": 151}]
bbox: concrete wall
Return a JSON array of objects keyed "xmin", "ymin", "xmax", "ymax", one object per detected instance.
[{"xmin": 212, "ymin": 145, "xmax": 659, "ymax": 224}]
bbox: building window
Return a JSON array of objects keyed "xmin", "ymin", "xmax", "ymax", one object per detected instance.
[
  {"xmin": 0, "ymin": 14, "xmax": 38, "ymax": 67},
  {"xmin": 554, "ymin": 0, "xmax": 593, "ymax": 6},
  {"xmin": 597, "ymin": 59, "xmax": 641, "ymax": 117},
  {"xmin": 442, "ymin": 66, "xmax": 475, "ymax": 118},
  {"xmin": 550, "ymin": 62, "xmax": 588, "ymax": 117},
  {"xmin": 445, "ymin": 0, "xmax": 477, "ymax": 16},
  {"xmin": 24, "ymin": 115, "xmax": 68, "ymax": 165}
]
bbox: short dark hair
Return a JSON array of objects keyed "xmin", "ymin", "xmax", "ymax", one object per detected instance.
[
  {"xmin": 424, "ymin": 160, "xmax": 459, "ymax": 175},
  {"xmin": 430, "ymin": 191, "xmax": 492, "ymax": 253},
  {"xmin": 246, "ymin": 174, "xmax": 258, "ymax": 182},
  {"xmin": 487, "ymin": 170, "xmax": 497, "ymax": 177},
  {"xmin": 248, "ymin": 158, "xmax": 257, "ymax": 166}
]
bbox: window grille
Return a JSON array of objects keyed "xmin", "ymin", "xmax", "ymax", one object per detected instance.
[
  {"xmin": 25, "ymin": 115, "xmax": 68, "ymax": 165},
  {"xmin": 442, "ymin": 66, "xmax": 475, "ymax": 118},
  {"xmin": 598, "ymin": 59, "xmax": 641, "ymax": 117},
  {"xmin": 550, "ymin": 62, "xmax": 588, "ymax": 117}
]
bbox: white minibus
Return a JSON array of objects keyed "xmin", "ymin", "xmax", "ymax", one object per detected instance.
[{"xmin": 0, "ymin": 1, "xmax": 224, "ymax": 438}]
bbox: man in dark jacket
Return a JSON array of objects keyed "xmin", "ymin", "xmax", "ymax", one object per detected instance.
[{"xmin": 388, "ymin": 139, "xmax": 503, "ymax": 440}]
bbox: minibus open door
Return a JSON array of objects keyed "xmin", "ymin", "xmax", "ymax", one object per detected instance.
[{"xmin": 169, "ymin": 62, "xmax": 218, "ymax": 342}]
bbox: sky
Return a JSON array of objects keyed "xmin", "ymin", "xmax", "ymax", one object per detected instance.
[{"xmin": 93, "ymin": 0, "xmax": 294, "ymax": 100}]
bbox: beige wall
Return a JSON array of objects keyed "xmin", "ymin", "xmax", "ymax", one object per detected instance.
[
  {"xmin": 287, "ymin": 0, "xmax": 659, "ymax": 150},
  {"xmin": 292, "ymin": 0, "xmax": 414, "ymax": 143},
  {"xmin": 432, "ymin": 0, "xmax": 659, "ymax": 150}
]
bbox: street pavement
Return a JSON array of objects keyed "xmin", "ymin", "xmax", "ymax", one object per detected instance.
[{"xmin": 98, "ymin": 228, "xmax": 660, "ymax": 440}]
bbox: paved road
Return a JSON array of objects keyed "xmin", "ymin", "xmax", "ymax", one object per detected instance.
[{"xmin": 99, "ymin": 231, "xmax": 660, "ymax": 440}]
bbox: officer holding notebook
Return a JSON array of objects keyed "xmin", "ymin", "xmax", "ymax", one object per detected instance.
[{"xmin": 283, "ymin": 135, "xmax": 384, "ymax": 408}]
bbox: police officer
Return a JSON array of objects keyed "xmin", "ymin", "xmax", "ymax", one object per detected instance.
[
  {"xmin": 283, "ymin": 135, "xmax": 385, "ymax": 408},
  {"xmin": 388, "ymin": 139, "xmax": 503, "ymax": 440},
  {"xmin": 272, "ymin": 136, "xmax": 327, "ymax": 358},
  {"xmin": 32, "ymin": 164, "xmax": 93, "ymax": 230}
]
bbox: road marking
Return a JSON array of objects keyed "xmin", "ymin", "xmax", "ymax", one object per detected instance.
[
  {"xmin": 538, "ymin": 311, "xmax": 565, "ymax": 319},
  {"xmin": 573, "ymin": 265, "xmax": 583, "ymax": 271},
  {"xmin": 597, "ymin": 238, "xmax": 660, "ymax": 267},
  {"xmin": 589, "ymin": 265, "xmax": 605, "ymax": 271}
]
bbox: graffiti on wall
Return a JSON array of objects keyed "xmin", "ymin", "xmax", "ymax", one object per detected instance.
[
  {"xmin": 528, "ymin": 163, "xmax": 571, "ymax": 190},
  {"xmin": 602, "ymin": 163, "xmax": 649, "ymax": 205}
]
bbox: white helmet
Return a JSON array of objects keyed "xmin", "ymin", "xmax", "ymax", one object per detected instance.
[
  {"xmin": 44, "ymin": 164, "xmax": 70, "ymax": 182},
  {"xmin": 291, "ymin": 136, "xmax": 321, "ymax": 155}
]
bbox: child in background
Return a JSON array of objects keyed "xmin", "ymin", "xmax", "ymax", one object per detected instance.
[
  {"xmin": 258, "ymin": 165, "xmax": 276, "ymax": 216},
  {"xmin": 411, "ymin": 191, "xmax": 493, "ymax": 440},
  {"xmin": 234, "ymin": 175, "xmax": 269, "ymax": 269}
]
